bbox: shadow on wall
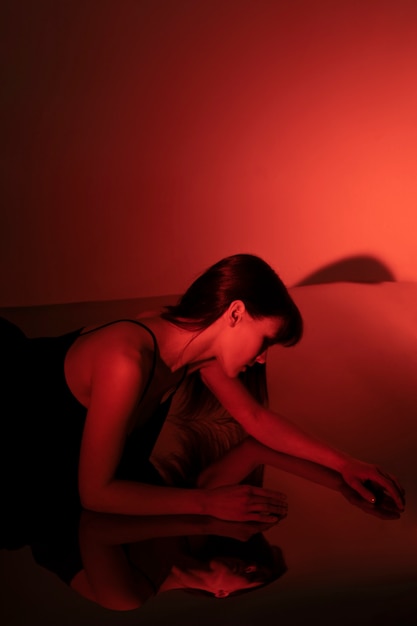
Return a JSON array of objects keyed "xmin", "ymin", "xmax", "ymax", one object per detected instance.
[{"xmin": 296, "ymin": 255, "xmax": 396, "ymax": 286}]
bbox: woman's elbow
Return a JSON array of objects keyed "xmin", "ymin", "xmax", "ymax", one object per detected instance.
[
  {"xmin": 79, "ymin": 492, "xmax": 101, "ymax": 512},
  {"xmin": 79, "ymin": 482, "xmax": 107, "ymax": 513}
]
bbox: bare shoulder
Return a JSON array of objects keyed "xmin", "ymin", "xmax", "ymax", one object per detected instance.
[
  {"xmin": 65, "ymin": 320, "xmax": 155, "ymax": 407},
  {"xmin": 74, "ymin": 320, "xmax": 156, "ymax": 357}
]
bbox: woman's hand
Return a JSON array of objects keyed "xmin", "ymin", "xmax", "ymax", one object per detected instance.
[
  {"xmin": 339, "ymin": 483, "xmax": 402, "ymax": 520},
  {"xmin": 202, "ymin": 484, "xmax": 289, "ymax": 523},
  {"xmin": 339, "ymin": 458, "xmax": 405, "ymax": 512}
]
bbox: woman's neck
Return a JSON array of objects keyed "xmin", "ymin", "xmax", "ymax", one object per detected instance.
[{"xmin": 136, "ymin": 313, "xmax": 219, "ymax": 373}]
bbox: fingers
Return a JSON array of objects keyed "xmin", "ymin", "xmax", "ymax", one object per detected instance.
[
  {"xmin": 245, "ymin": 489, "xmax": 289, "ymax": 522},
  {"xmin": 349, "ymin": 474, "xmax": 405, "ymax": 512},
  {"xmin": 250, "ymin": 487, "xmax": 288, "ymax": 505},
  {"xmin": 244, "ymin": 512, "xmax": 287, "ymax": 523},
  {"xmin": 231, "ymin": 486, "xmax": 288, "ymax": 522},
  {"xmin": 376, "ymin": 469, "xmax": 406, "ymax": 508},
  {"xmin": 368, "ymin": 470, "xmax": 406, "ymax": 511},
  {"xmin": 250, "ymin": 500, "xmax": 288, "ymax": 517},
  {"xmin": 349, "ymin": 478, "xmax": 376, "ymax": 504},
  {"xmin": 208, "ymin": 484, "xmax": 290, "ymax": 523},
  {"xmin": 343, "ymin": 485, "xmax": 401, "ymax": 519}
]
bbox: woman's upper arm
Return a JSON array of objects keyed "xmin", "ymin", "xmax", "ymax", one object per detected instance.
[
  {"xmin": 78, "ymin": 347, "xmax": 147, "ymax": 503},
  {"xmin": 76, "ymin": 517, "xmax": 147, "ymax": 611},
  {"xmin": 199, "ymin": 361, "xmax": 263, "ymax": 429}
]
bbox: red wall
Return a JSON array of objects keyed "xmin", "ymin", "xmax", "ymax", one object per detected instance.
[{"xmin": 1, "ymin": 0, "xmax": 417, "ymax": 306}]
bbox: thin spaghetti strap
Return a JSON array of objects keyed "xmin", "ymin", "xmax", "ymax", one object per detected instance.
[
  {"xmin": 79, "ymin": 319, "xmax": 158, "ymax": 346},
  {"xmin": 79, "ymin": 319, "xmax": 158, "ymax": 404}
]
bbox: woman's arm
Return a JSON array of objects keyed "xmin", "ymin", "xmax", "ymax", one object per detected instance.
[
  {"xmin": 78, "ymin": 349, "xmax": 204, "ymax": 515},
  {"xmin": 200, "ymin": 362, "xmax": 406, "ymax": 510},
  {"xmin": 78, "ymin": 511, "xmax": 276, "ymax": 546},
  {"xmin": 197, "ymin": 436, "xmax": 341, "ymax": 490},
  {"xmin": 198, "ymin": 438, "xmax": 402, "ymax": 520},
  {"xmin": 77, "ymin": 348, "xmax": 286, "ymax": 521}
]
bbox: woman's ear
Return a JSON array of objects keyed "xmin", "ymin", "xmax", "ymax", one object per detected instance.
[{"xmin": 227, "ymin": 300, "xmax": 246, "ymax": 326}]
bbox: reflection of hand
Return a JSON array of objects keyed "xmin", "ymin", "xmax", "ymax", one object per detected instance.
[
  {"xmin": 339, "ymin": 459, "xmax": 405, "ymax": 512},
  {"xmin": 203, "ymin": 518, "xmax": 281, "ymax": 543},
  {"xmin": 203, "ymin": 484, "xmax": 288, "ymax": 523}
]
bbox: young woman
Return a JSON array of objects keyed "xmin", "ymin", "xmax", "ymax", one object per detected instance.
[{"xmin": 1, "ymin": 253, "xmax": 405, "ymax": 523}]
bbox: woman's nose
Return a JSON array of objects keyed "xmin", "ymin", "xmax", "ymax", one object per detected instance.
[{"xmin": 255, "ymin": 350, "xmax": 268, "ymax": 364}]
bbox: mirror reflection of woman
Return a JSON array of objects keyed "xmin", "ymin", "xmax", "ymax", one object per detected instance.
[
  {"xmin": 71, "ymin": 513, "xmax": 286, "ymax": 609},
  {"xmin": 1, "ymin": 254, "xmax": 405, "ymax": 526},
  {"xmin": 32, "ymin": 442, "xmax": 398, "ymax": 612},
  {"xmin": 3, "ymin": 431, "xmax": 401, "ymax": 611},
  {"xmin": 70, "ymin": 440, "xmax": 401, "ymax": 610}
]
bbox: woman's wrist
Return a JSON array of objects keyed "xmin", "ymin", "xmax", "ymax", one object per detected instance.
[
  {"xmin": 191, "ymin": 487, "xmax": 210, "ymax": 516},
  {"xmin": 330, "ymin": 450, "xmax": 353, "ymax": 473}
]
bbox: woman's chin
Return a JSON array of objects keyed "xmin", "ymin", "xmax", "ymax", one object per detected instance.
[{"xmin": 220, "ymin": 361, "xmax": 246, "ymax": 378}]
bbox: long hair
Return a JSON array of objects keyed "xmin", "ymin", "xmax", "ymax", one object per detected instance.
[
  {"xmin": 161, "ymin": 253, "xmax": 302, "ymax": 340},
  {"xmin": 157, "ymin": 254, "xmax": 303, "ymax": 486}
]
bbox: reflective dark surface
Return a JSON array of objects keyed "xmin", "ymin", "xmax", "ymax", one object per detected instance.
[
  {"xmin": 1, "ymin": 452, "xmax": 416, "ymax": 626},
  {"xmin": 1, "ymin": 280, "xmax": 416, "ymax": 625}
]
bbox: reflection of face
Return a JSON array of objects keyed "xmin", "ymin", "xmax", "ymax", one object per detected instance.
[
  {"xmin": 172, "ymin": 560, "xmax": 262, "ymax": 598},
  {"xmin": 218, "ymin": 311, "xmax": 282, "ymax": 378}
]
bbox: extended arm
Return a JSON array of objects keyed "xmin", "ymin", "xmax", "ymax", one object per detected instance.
[
  {"xmin": 197, "ymin": 437, "xmax": 402, "ymax": 519},
  {"xmin": 200, "ymin": 362, "xmax": 405, "ymax": 510}
]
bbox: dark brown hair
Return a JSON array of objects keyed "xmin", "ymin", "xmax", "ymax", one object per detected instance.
[{"xmin": 159, "ymin": 254, "xmax": 303, "ymax": 486}]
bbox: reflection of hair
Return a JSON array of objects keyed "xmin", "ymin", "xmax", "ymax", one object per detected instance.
[
  {"xmin": 159, "ymin": 254, "xmax": 303, "ymax": 485},
  {"xmin": 182, "ymin": 533, "xmax": 287, "ymax": 598},
  {"xmin": 159, "ymin": 403, "xmax": 265, "ymax": 488}
]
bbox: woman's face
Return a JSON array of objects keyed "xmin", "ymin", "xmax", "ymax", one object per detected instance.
[
  {"xmin": 172, "ymin": 560, "xmax": 261, "ymax": 597},
  {"xmin": 216, "ymin": 303, "xmax": 281, "ymax": 378}
]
